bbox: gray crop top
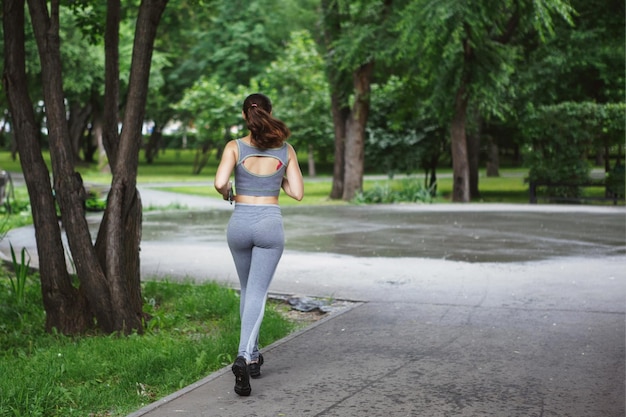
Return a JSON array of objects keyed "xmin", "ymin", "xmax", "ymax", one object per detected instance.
[{"xmin": 234, "ymin": 139, "xmax": 288, "ymax": 197}]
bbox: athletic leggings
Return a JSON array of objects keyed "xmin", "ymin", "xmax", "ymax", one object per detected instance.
[{"xmin": 227, "ymin": 203, "xmax": 284, "ymax": 362}]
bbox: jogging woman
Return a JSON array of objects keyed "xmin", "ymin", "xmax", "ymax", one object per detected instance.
[{"xmin": 214, "ymin": 93, "xmax": 304, "ymax": 396}]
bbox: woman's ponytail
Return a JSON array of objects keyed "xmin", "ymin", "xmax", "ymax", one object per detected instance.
[{"xmin": 243, "ymin": 93, "xmax": 290, "ymax": 149}]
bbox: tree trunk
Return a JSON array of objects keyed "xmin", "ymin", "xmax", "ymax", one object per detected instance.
[
  {"xmin": 4, "ymin": 0, "xmax": 92, "ymax": 334},
  {"xmin": 68, "ymin": 100, "xmax": 93, "ymax": 163},
  {"xmin": 486, "ymin": 135, "xmax": 500, "ymax": 177},
  {"xmin": 450, "ymin": 33, "xmax": 474, "ymax": 203},
  {"xmin": 192, "ymin": 144, "xmax": 211, "ymax": 175},
  {"xmin": 307, "ymin": 144, "xmax": 316, "ymax": 177},
  {"xmin": 342, "ymin": 62, "xmax": 374, "ymax": 201},
  {"xmin": 28, "ymin": 0, "xmax": 119, "ymax": 332},
  {"xmin": 84, "ymin": 97, "xmax": 101, "ymax": 164},
  {"xmin": 102, "ymin": 0, "xmax": 121, "ymax": 169},
  {"xmin": 321, "ymin": 0, "xmax": 350, "ymax": 200},
  {"xmin": 11, "ymin": 0, "xmax": 168, "ymax": 335},
  {"xmin": 424, "ymin": 150, "xmax": 440, "ymax": 195},
  {"xmin": 329, "ymin": 94, "xmax": 349, "ymax": 199},
  {"xmin": 144, "ymin": 123, "xmax": 162, "ymax": 164},
  {"xmin": 94, "ymin": 0, "xmax": 169, "ymax": 333},
  {"xmin": 450, "ymin": 83, "xmax": 470, "ymax": 202},
  {"xmin": 467, "ymin": 116, "xmax": 481, "ymax": 200}
]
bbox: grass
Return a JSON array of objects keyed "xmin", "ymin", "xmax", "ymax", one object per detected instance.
[{"xmin": 0, "ymin": 274, "xmax": 296, "ymax": 417}]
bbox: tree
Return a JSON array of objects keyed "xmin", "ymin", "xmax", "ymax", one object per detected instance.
[
  {"xmin": 3, "ymin": 0, "xmax": 168, "ymax": 335},
  {"xmin": 516, "ymin": 0, "xmax": 624, "ymax": 107},
  {"xmin": 254, "ymin": 30, "xmax": 333, "ymax": 177},
  {"xmin": 320, "ymin": 0, "xmax": 395, "ymax": 201},
  {"xmin": 365, "ymin": 75, "xmax": 449, "ymax": 194},
  {"xmin": 181, "ymin": 0, "xmax": 318, "ymax": 91},
  {"xmin": 143, "ymin": 0, "xmax": 218, "ymax": 163},
  {"xmin": 521, "ymin": 102, "xmax": 625, "ymax": 199},
  {"xmin": 59, "ymin": 4, "xmax": 104, "ymax": 164},
  {"xmin": 171, "ymin": 0, "xmax": 321, "ymax": 155},
  {"xmin": 397, "ymin": 0, "xmax": 574, "ymax": 202},
  {"xmin": 174, "ymin": 76, "xmax": 241, "ymax": 174}
]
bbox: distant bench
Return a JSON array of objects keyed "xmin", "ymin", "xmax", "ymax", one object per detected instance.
[{"xmin": 529, "ymin": 180, "xmax": 625, "ymax": 205}]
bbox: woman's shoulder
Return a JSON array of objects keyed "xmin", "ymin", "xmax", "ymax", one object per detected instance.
[
  {"xmin": 222, "ymin": 140, "xmax": 240, "ymax": 158},
  {"xmin": 285, "ymin": 142, "xmax": 296, "ymax": 154},
  {"xmin": 226, "ymin": 139, "xmax": 242, "ymax": 148}
]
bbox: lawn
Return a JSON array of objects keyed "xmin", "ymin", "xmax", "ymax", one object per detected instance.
[{"xmin": 0, "ymin": 274, "xmax": 297, "ymax": 417}]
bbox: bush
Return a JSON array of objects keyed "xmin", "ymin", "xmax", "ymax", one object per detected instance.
[
  {"xmin": 353, "ymin": 178, "xmax": 435, "ymax": 204},
  {"xmin": 521, "ymin": 102, "xmax": 625, "ymax": 199}
]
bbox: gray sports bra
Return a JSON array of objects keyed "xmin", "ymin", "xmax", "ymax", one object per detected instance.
[{"xmin": 234, "ymin": 139, "xmax": 288, "ymax": 197}]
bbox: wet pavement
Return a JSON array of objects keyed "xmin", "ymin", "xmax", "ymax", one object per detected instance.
[
  {"xmin": 142, "ymin": 204, "xmax": 625, "ymax": 263},
  {"xmin": 134, "ymin": 193, "xmax": 626, "ymax": 417},
  {"xmin": 0, "ymin": 187, "xmax": 624, "ymax": 417}
]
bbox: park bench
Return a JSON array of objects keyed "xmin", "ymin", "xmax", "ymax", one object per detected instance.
[{"xmin": 528, "ymin": 179, "xmax": 625, "ymax": 205}]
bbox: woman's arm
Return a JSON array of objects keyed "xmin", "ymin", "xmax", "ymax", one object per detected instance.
[
  {"xmin": 281, "ymin": 144, "xmax": 304, "ymax": 201},
  {"xmin": 214, "ymin": 141, "xmax": 237, "ymax": 200}
]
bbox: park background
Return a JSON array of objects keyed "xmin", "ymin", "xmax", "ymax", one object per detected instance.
[{"xmin": 0, "ymin": 0, "xmax": 624, "ymax": 416}]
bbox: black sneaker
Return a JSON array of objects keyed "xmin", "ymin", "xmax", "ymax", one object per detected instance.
[
  {"xmin": 249, "ymin": 353, "xmax": 264, "ymax": 378},
  {"xmin": 232, "ymin": 356, "xmax": 251, "ymax": 396}
]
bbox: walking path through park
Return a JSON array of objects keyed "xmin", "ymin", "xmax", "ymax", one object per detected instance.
[{"xmin": 1, "ymin": 184, "xmax": 624, "ymax": 417}]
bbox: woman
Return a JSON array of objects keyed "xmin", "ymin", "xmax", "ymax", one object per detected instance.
[{"xmin": 214, "ymin": 93, "xmax": 304, "ymax": 396}]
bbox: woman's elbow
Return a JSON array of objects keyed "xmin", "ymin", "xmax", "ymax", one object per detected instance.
[
  {"xmin": 214, "ymin": 179, "xmax": 227, "ymax": 194},
  {"xmin": 291, "ymin": 186, "xmax": 304, "ymax": 201}
]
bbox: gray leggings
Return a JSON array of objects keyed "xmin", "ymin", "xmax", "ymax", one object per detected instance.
[{"xmin": 227, "ymin": 204, "xmax": 284, "ymax": 362}]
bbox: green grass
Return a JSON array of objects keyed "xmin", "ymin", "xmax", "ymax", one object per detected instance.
[
  {"xmin": 0, "ymin": 274, "xmax": 295, "ymax": 417},
  {"xmin": 434, "ymin": 172, "xmax": 530, "ymax": 203}
]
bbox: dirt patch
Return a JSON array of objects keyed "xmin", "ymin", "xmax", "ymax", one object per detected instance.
[{"xmin": 269, "ymin": 295, "xmax": 357, "ymax": 327}]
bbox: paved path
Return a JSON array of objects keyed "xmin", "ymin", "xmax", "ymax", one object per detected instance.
[{"xmin": 1, "ymin": 187, "xmax": 624, "ymax": 417}]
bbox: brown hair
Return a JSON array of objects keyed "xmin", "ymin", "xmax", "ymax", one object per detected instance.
[{"xmin": 242, "ymin": 93, "xmax": 290, "ymax": 149}]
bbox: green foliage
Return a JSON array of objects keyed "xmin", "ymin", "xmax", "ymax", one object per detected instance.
[
  {"xmin": 8, "ymin": 245, "xmax": 31, "ymax": 306},
  {"xmin": 66, "ymin": 1, "xmax": 106, "ymax": 44},
  {"xmin": 515, "ymin": 0, "xmax": 625, "ymax": 106},
  {"xmin": 0, "ymin": 186, "xmax": 34, "ymax": 239},
  {"xmin": 392, "ymin": 0, "xmax": 578, "ymax": 155},
  {"xmin": 181, "ymin": 0, "xmax": 319, "ymax": 90},
  {"xmin": 606, "ymin": 164, "xmax": 625, "ymax": 198},
  {"xmin": 521, "ymin": 102, "xmax": 625, "ymax": 198},
  {"xmin": 84, "ymin": 191, "xmax": 107, "ymax": 212},
  {"xmin": 366, "ymin": 76, "xmax": 448, "ymax": 177},
  {"xmin": 59, "ymin": 6, "xmax": 105, "ymax": 98},
  {"xmin": 176, "ymin": 28, "xmax": 334, "ymax": 172},
  {"xmin": 0, "ymin": 268, "xmax": 45, "ymax": 353},
  {"xmin": 353, "ymin": 178, "xmax": 436, "ymax": 204},
  {"xmin": 0, "ymin": 278, "xmax": 295, "ymax": 417},
  {"xmin": 331, "ymin": 0, "xmax": 397, "ymax": 72},
  {"xmin": 253, "ymin": 30, "xmax": 334, "ymax": 158},
  {"xmin": 174, "ymin": 76, "xmax": 242, "ymax": 147}
]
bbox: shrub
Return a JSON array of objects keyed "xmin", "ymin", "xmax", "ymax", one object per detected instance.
[
  {"xmin": 353, "ymin": 178, "xmax": 435, "ymax": 204},
  {"xmin": 521, "ymin": 102, "xmax": 625, "ymax": 200}
]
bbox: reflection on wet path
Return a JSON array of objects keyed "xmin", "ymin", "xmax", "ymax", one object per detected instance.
[{"xmin": 141, "ymin": 205, "xmax": 626, "ymax": 263}]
